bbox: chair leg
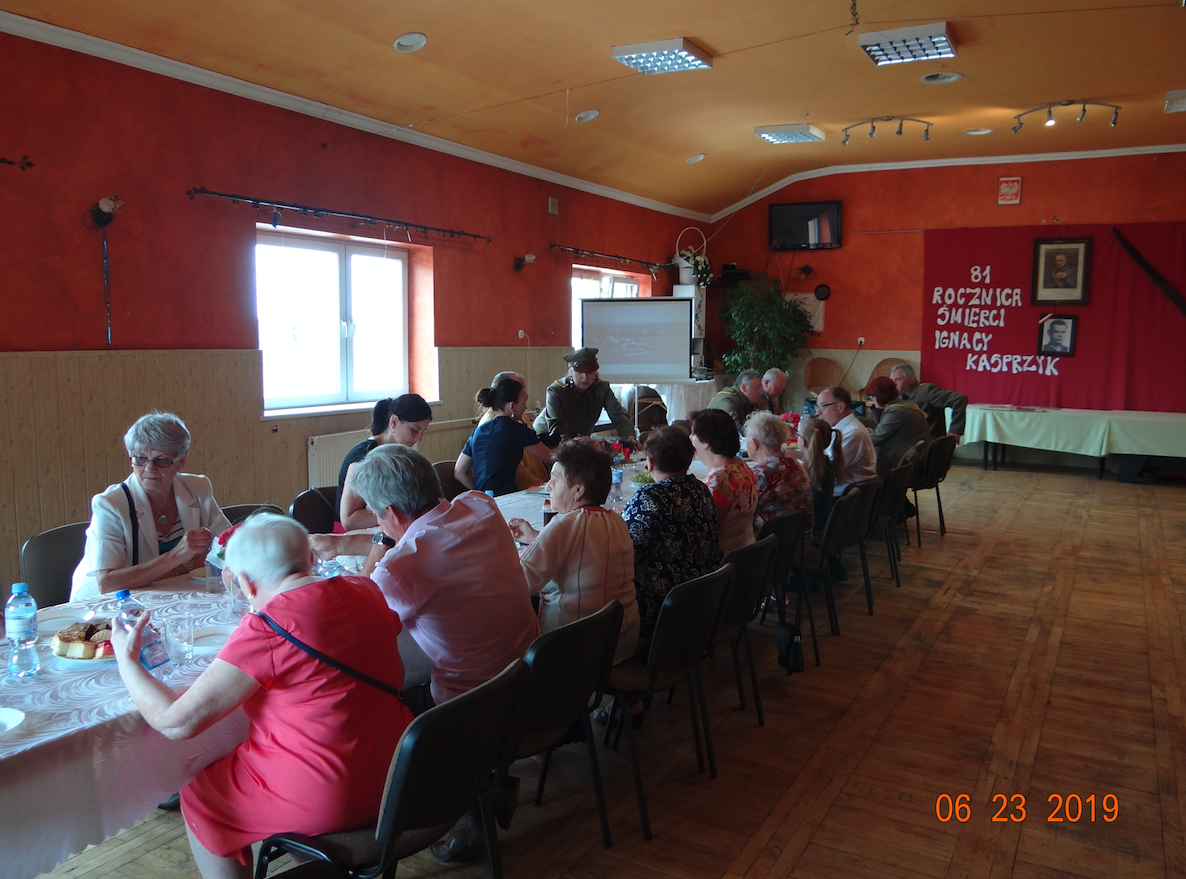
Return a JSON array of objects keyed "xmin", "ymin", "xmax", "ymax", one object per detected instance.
[
  {"xmin": 602, "ymin": 694, "xmax": 620, "ymax": 747},
  {"xmin": 477, "ymin": 794, "xmax": 505, "ymax": 879},
  {"xmin": 581, "ymin": 713, "xmax": 613, "ymax": 849},
  {"xmin": 618, "ymin": 705, "xmax": 652, "ymax": 842},
  {"xmin": 692, "ymin": 665, "xmax": 718, "ymax": 779},
  {"xmin": 793, "ymin": 573, "xmax": 820, "ymax": 666},
  {"xmin": 687, "ymin": 677, "xmax": 705, "ymax": 774},
  {"xmin": 731, "ymin": 630, "xmax": 747, "ymax": 710},
  {"xmin": 885, "ymin": 525, "xmax": 901, "ymax": 588},
  {"xmin": 741, "ymin": 623, "xmax": 764, "ymax": 726},
  {"xmin": 913, "ymin": 488, "xmax": 922, "ymax": 547},
  {"xmin": 858, "ymin": 539, "xmax": 873, "ymax": 614},
  {"xmin": 936, "ymin": 484, "xmax": 946, "ymax": 536},
  {"xmin": 534, "ymin": 748, "xmax": 553, "ymax": 806},
  {"xmin": 822, "ymin": 570, "xmax": 840, "ymax": 636}
]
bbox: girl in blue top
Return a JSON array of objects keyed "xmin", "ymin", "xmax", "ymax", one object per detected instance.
[{"xmin": 455, "ymin": 378, "xmax": 552, "ymax": 496}]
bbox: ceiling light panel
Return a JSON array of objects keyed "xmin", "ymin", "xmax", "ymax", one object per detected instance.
[
  {"xmin": 859, "ymin": 22, "xmax": 956, "ymax": 65},
  {"xmin": 754, "ymin": 124, "xmax": 825, "ymax": 144},
  {"xmin": 611, "ymin": 38, "xmax": 712, "ymax": 75}
]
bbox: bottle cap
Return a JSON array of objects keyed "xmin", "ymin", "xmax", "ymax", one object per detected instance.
[
  {"xmin": 543, "ymin": 498, "xmax": 551, "ymax": 506},
  {"xmin": 115, "ymin": 589, "xmax": 131, "ymax": 600},
  {"xmin": 11, "ymin": 582, "xmax": 28, "ymax": 595}
]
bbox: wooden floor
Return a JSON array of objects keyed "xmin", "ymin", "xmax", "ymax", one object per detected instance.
[{"xmin": 37, "ymin": 464, "xmax": 1186, "ymax": 879}]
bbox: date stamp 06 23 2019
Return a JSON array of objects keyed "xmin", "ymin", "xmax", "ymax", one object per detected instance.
[{"xmin": 936, "ymin": 793, "xmax": 1119, "ymax": 824}]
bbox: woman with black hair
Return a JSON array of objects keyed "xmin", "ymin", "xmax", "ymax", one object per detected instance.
[
  {"xmin": 455, "ymin": 378, "xmax": 551, "ymax": 496},
  {"xmin": 337, "ymin": 394, "xmax": 433, "ymax": 529}
]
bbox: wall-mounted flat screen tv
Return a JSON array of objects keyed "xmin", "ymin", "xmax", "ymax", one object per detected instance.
[{"xmin": 769, "ymin": 201, "xmax": 842, "ymax": 250}]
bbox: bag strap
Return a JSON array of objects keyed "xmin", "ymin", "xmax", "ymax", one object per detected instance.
[
  {"xmin": 256, "ymin": 610, "xmax": 403, "ymax": 699},
  {"xmin": 120, "ymin": 482, "xmax": 139, "ymax": 567}
]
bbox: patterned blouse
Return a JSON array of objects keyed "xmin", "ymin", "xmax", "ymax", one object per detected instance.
[
  {"xmin": 749, "ymin": 454, "xmax": 814, "ymax": 537},
  {"xmin": 705, "ymin": 457, "xmax": 759, "ymax": 555},
  {"xmin": 622, "ymin": 474, "xmax": 723, "ymax": 638}
]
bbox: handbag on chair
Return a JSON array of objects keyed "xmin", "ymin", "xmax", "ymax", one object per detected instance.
[{"xmin": 773, "ymin": 621, "xmax": 804, "ymax": 674}]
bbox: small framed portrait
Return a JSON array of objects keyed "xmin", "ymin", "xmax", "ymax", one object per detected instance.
[
  {"xmin": 1032, "ymin": 237, "xmax": 1091, "ymax": 305},
  {"xmin": 1037, "ymin": 314, "xmax": 1077, "ymax": 357}
]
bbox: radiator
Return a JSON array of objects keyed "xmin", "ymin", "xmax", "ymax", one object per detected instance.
[{"xmin": 307, "ymin": 429, "xmax": 370, "ymax": 490}]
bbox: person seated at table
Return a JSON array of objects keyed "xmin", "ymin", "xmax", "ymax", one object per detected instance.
[
  {"xmin": 533, "ymin": 347, "xmax": 637, "ymax": 444},
  {"xmin": 456, "ymin": 377, "xmax": 551, "ymax": 496},
  {"xmin": 71, "ymin": 411, "xmax": 231, "ymax": 601},
  {"xmin": 480, "ymin": 370, "xmax": 549, "ymax": 490},
  {"xmin": 815, "ymin": 386, "xmax": 877, "ymax": 496},
  {"xmin": 744, "ymin": 410, "xmax": 813, "ymax": 537},
  {"xmin": 338, "ymin": 393, "xmax": 433, "ymax": 529},
  {"xmin": 889, "ymin": 363, "xmax": 968, "ymax": 439},
  {"xmin": 622, "ymin": 427, "xmax": 722, "ymax": 641},
  {"xmin": 707, "ymin": 369, "xmax": 763, "ymax": 430},
  {"xmin": 507, "ymin": 440, "xmax": 640, "ymax": 665},
  {"xmin": 111, "ymin": 514, "xmax": 413, "ymax": 879},
  {"xmin": 689, "ymin": 407, "xmax": 758, "ymax": 555},
  {"xmin": 865, "ymin": 376, "xmax": 932, "ymax": 477},
  {"xmin": 798, "ymin": 416, "xmax": 842, "ymax": 536}
]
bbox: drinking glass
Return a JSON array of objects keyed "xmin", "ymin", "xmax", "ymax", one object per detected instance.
[{"xmin": 166, "ymin": 613, "xmax": 195, "ymax": 665}]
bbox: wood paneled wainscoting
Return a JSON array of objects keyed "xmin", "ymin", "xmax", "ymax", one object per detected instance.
[{"xmin": 0, "ymin": 347, "xmax": 571, "ymax": 586}]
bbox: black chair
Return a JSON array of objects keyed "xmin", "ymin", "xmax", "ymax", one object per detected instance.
[
  {"xmin": 713, "ymin": 536, "xmax": 779, "ymax": 726},
  {"xmin": 220, "ymin": 503, "xmax": 285, "ymax": 524},
  {"xmin": 876, "ymin": 461, "xmax": 916, "ymax": 588},
  {"xmin": 433, "ymin": 460, "xmax": 468, "ymax": 501},
  {"xmin": 20, "ymin": 522, "xmax": 89, "ymax": 608},
  {"xmin": 518, "ymin": 601, "xmax": 623, "ymax": 849},
  {"xmin": 290, "ymin": 488, "xmax": 337, "ymax": 534},
  {"xmin": 908, "ymin": 434, "xmax": 958, "ymax": 546},
  {"xmin": 757, "ymin": 510, "xmax": 817, "ymax": 667},
  {"xmin": 840, "ymin": 478, "xmax": 884, "ymax": 615},
  {"xmin": 603, "ymin": 563, "xmax": 734, "ymax": 842},
  {"xmin": 254, "ymin": 659, "xmax": 529, "ymax": 879},
  {"xmin": 799, "ymin": 489, "xmax": 861, "ymax": 637}
]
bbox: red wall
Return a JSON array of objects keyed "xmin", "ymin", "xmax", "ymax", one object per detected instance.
[
  {"xmin": 1, "ymin": 33, "xmax": 703, "ymax": 352},
  {"xmin": 708, "ymin": 154, "xmax": 1186, "ymax": 353}
]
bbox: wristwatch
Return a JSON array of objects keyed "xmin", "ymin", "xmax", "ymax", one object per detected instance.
[{"xmin": 372, "ymin": 531, "xmax": 396, "ymax": 548}]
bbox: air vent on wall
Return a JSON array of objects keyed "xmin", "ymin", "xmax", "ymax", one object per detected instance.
[{"xmin": 1166, "ymin": 90, "xmax": 1186, "ymax": 114}]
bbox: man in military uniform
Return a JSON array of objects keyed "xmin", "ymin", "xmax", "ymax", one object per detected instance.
[
  {"xmin": 533, "ymin": 348, "xmax": 637, "ymax": 443},
  {"xmin": 707, "ymin": 369, "xmax": 763, "ymax": 430},
  {"xmin": 889, "ymin": 363, "xmax": 968, "ymax": 439}
]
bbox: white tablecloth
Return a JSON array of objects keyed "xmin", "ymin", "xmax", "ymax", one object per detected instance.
[
  {"xmin": 963, "ymin": 406, "xmax": 1186, "ymax": 458},
  {"xmin": 0, "ymin": 578, "xmax": 250, "ymax": 879}
]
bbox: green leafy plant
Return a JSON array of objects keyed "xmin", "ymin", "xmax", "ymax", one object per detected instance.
[{"xmin": 720, "ymin": 273, "xmax": 818, "ymax": 374}]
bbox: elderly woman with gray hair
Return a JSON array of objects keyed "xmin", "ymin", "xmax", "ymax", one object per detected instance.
[
  {"xmin": 744, "ymin": 410, "xmax": 813, "ymax": 536},
  {"xmin": 71, "ymin": 411, "xmax": 232, "ymax": 600}
]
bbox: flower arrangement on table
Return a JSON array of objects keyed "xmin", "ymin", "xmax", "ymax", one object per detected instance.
[
  {"xmin": 211, "ymin": 523, "xmax": 242, "ymax": 565},
  {"xmin": 780, "ymin": 411, "xmax": 801, "ymax": 439},
  {"xmin": 609, "ymin": 441, "xmax": 634, "ymax": 465},
  {"xmin": 679, "ymin": 247, "xmax": 713, "ymax": 287}
]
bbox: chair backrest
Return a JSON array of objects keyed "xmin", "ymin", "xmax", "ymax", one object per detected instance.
[
  {"xmin": 376, "ymin": 659, "xmax": 529, "ymax": 856},
  {"xmin": 20, "ymin": 522, "xmax": 89, "ymax": 607},
  {"xmin": 516, "ymin": 600, "xmax": 624, "ymax": 757},
  {"xmin": 433, "ymin": 460, "xmax": 468, "ymax": 502},
  {"xmin": 220, "ymin": 503, "xmax": 285, "ymax": 525},
  {"xmin": 720, "ymin": 536, "xmax": 779, "ymax": 627},
  {"xmin": 818, "ymin": 488, "xmax": 860, "ymax": 559},
  {"xmin": 289, "ymin": 488, "xmax": 337, "ymax": 534},
  {"xmin": 841, "ymin": 478, "xmax": 883, "ymax": 544},
  {"xmin": 803, "ymin": 357, "xmax": 845, "ymax": 395},
  {"xmin": 866, "ymin": 357, "xmax": 906, "ymax": 387},
  {"xmin": 911, "ymin": 434, "xmax": 959, "ymax": 491},
  {"xmin": 313, "ymin": 485, "xmax": 338, "ymax": 510},
  {"xmin": 877, "ymin": 460, "xmax": 916, "ymax": 520},
  {"xmin": 757, "ymin": 509, "xmax": 807, "ymax": 590},
  {"xmin": 898, "ymin": 439, "xmax": 928, "ymax": 475},
  {"xmin": 646, "ymin": 563, "xmax": 735, "ymax": 676}
]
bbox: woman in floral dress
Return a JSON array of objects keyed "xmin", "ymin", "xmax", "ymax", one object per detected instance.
[
  {"xmin": 744, "ymin": 410, "xmax": 813, "ymax": 536},
  {"xmin": 688, "ymin": 408, "xmax": 758, "ymax": 555}
]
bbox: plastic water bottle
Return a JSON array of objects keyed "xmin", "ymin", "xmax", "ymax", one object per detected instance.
[
  {"xmin": 5, "ymin": 583, "xmax": 41, "ymax": 679},
  {"xmin": 114, "ymin": 590, "xmax": 172, "ymax": 676},
  {"xmin": 541, "ymin": 498, "xmax": 556, "ymax": 527},
  {"xmin": 610, "ymin": 467, "xmax": 624, "ymax": 505}
]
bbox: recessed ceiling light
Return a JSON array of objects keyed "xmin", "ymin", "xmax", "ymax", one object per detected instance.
[
  {"xmin": 754, "ymin": 124, "xmax": 825, "ymax": 144},
  {"xmin": 859, "ymin": 22, "xmax": 956, "ymax": 65},
  {"xmin": 611, "ymin": 38, "xmax": 712, "ymax": 75},
  {"xmin": 962, "ymin": 128, "xmax": 994, "ymax": 136},
  {"xmin": 686, "ymin": 153, "xmax": 706, "ymax": 164},
  {"xmin": 921, "ymin": 71, "xmax": 962, "ymax": 84},
  {"xmin": 574, "ymin": 109, "xmax": 599, "ymax": 124},
  {"xmin": 393, "ymin": 32, "xmax": 427, "ymax": 53}
]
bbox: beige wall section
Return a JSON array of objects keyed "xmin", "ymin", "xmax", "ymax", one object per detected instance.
[{"xmin": 0, "ymin": 346, "xmax": 572, "ymax": 587}]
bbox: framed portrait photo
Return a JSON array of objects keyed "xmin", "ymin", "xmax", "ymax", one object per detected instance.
[
  {"xmin": 1031, "ymin": 237, "xmax": 1091, "ymax": 305},
  {"xmin": 1037, "ymin": 314, "xmax": 1077, "ymax": 357}
]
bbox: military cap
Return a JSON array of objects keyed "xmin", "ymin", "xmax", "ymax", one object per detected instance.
[{"xmin": 563, "ymin": 347, "xmax": 600, "ymax": 372}]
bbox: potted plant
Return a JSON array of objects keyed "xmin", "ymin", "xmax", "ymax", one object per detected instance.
[
  {"xmin": 678, "ymin": 247, "xmax": 713, "ymax": 287},
  {"xmin": 720, "ymin": 273, "xmax": 818, "ymax": 374}
]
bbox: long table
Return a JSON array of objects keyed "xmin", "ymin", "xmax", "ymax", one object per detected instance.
[
  {"xmin": 0, "ymin": 579, "xmax": 249, "ymax": 879},
  {"xmin": 963, "ymin": 406, "xmax": 1186, "ymax": 477}
]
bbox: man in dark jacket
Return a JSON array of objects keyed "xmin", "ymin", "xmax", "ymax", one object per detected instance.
[{"xmin": 889, "ymin": 363, "xmax": 968, "ymax": 439}]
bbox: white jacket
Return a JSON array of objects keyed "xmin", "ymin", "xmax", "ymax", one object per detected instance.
[{"xmin": 70, "ymin": 472, "xmax": 231, "ymax": 601}]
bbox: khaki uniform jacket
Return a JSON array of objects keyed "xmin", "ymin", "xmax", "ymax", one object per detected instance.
[
  {"xmin": 869, "ymin": 402, "xmax": 932, "ymax": 477},
  {"xmin": 898, "ymin": 382, "xmax": 969, "ymax": 437},
  {"xmin": 532, "ymin": 377, "xmax": 634, "ymax": 440},
  {"xmin": 706, "ymin": 386, "xmax": 756, "ymax": 431}
]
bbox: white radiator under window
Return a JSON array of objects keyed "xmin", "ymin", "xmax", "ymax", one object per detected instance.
[{"xmin": 307, "ymin": 429, "xmax": 370, "ymax": 490}]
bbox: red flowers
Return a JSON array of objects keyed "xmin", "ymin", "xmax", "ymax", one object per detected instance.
[{"xmin": 610, "ymin": 441, "xmax": 633, "ymax": 462}]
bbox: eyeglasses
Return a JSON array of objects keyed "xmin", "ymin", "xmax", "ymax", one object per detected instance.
[
  {"xmin": 131, "ymin": 455, "xmax": 177, "ymax": 469},
  {"xmin": 816, "ymin": 401, "xmax": 841, "ymax": 410}
]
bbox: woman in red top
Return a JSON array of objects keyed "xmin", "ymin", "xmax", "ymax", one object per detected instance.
[{"xmin": 112, "ymin": 514, "xmax": 413, "ymax": 879}]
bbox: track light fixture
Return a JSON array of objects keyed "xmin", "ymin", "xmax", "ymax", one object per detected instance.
[
  {"xmin": 1011, "ymin": 100, "xmax": 1121, "ymax": 133},
  {"xmin": 840, "ymin": 115, "xmax": 933, "ymax": 145}
]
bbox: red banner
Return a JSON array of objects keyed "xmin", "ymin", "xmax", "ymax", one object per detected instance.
[{"xmin": 921, "ymin": 223, "xmax": 1186, "ymax": 413}]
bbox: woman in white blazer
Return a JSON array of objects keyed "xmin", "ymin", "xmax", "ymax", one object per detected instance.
[{"xmin": 71, "ymin": 412, "xmax": 231, "ymax": 601}]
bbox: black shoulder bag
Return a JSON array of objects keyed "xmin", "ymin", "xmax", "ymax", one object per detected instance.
[
  {"xmin": 120, "ymin": 482, "xmax": 140, "ymax": 566},
  {"xmin": 256, "ymin": 611, "xmax": 403, "ymax": 698}
]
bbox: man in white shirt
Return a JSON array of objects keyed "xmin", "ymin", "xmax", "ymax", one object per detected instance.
[{"xmin": 816, "ymin": 386, "xmax": 877, "ymax": 496}]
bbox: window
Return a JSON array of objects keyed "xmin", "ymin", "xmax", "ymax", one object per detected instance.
[
  {"xmin": 570, "ymin": 265, "xmax": 640, "ymax": 347},
  {"xmin": 255, "ymin": 230, "xmax": 408, "ymax": 410}
]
